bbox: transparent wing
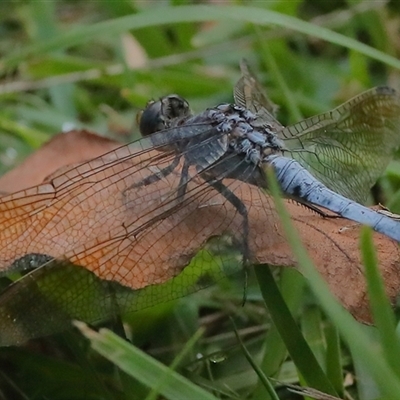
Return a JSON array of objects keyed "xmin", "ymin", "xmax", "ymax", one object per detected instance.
[
  {"xmin": 0, "ymin": 121, "xmax": 279, "ymax": 345},
  {"xmin": 234, "ymin": 59, "xmax": 400, "ymax": 203},
  {"xmin": 281, "ymin": 87, "xmax": 400, "ymax": 203},
  {"xmin": 234, "ymin": 59, "xmax": 283, "ymax": 132}
]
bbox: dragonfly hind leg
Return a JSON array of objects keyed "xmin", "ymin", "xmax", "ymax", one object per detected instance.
[
  {"xmin": 208, "ymin": 179, "xmax": 251, "ymax": 305},
  {"xmin": 293, "ymin": 199, "xmax": 340, "ymax": 219},
  {"xmin": 207, "ymin": 180, "xmax": 250, "ymax": 261},
  {"xmin": 105, "ymin": 281, "xmax": 130, "ymax": 342}
]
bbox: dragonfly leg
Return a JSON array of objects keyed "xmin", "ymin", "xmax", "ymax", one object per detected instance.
[
  {"xmin": 294, "ymin": 200, "xmax": 339, "ymax": 219},
  {"xmin": 105, "ymin": 281, "xmax": 130, "ymax": 342},
  {"xmin": 132, "ymin": 156, "xmax": 181, "ymax": 188},
  {"xmin": 176, "ymin": 160, "xmax": 190, "ymax": 201},
  {"xmin": 207, "ymin": 180, "xmax": 250, "ymax": 260},
  {"xmin": 207, "ymin": 179, "xmax": 250, "ymax": 306},
  {"xmin": 122, "ymin": 156, "xmax": 182, "ymax": 202}
]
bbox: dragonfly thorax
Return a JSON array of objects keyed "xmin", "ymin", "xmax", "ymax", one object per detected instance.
[
  {"xmin": 140, "ymin": 94, "xmax": 285, "ymax": 168},
  {"xmin": 205, "ymin": 103, "xmax": 285, "ymax": 165}
]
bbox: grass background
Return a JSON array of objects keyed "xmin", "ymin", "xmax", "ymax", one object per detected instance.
[{"xmin": 1, "ymin": 1, "xmax": 400, "ymax": 399}]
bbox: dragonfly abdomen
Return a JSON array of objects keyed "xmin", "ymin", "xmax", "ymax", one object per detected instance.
[{"xmin": 267, "ymin": 155, "xmax": 400, "ymax": 242}]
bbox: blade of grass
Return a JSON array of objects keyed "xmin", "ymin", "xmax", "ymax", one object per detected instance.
[
  {"xmin": 252, "ymin": 327, "xmax": 285, "ymax": 400},
  {"xmin": 0, "ymin": 114, "xmax": 49, "ymax": 147},
  {"xmin": 360, "ymin": 227, "xmax": 400, "ymax": 378},
  {"xmin": 144, "ymin": 327, "xmax": 206, "ymax": 400},
  {"xmin": 255, "ymin": 27, "xmax": 303, "ymax": 121},
  {"xmin": 232, "ymin": 319, "xmax": 280, "ymax": 400},
  {"xmin": 254, "ymin": 265, "xmax": 337, "ymax": 396},
  {"xmin": 324, "ymin": 324, "xmax": 343, "ymax": 397},
  {"xmin": 75, "ymin": 321, "xmax": 218, "ymax": 400},
  {"xmin": 2, "ymin": 5, "xmax": 400, "ymax": 72},
  {"xmin": 301, "ymin": 306, "xmax": 326, "ymax": 369},
  {"xmin": 253, "ymin": 269, "xmax": 306, "ymax": 400}
]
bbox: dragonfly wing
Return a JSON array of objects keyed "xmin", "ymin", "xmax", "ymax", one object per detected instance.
[
  {"xmin": 0, "ymin": 120, "xmax": 281, "ymax": 345},
  {"xmin": 281, "ymin": 86, "xmax": 400, "ymax": 203},
  {"xmin": 234, "ymin": 59, "xmax": 283, "ymax": 132},
  {"xmin": 0, "ymin": 120, "xmax": 227, "ymax": 275}
]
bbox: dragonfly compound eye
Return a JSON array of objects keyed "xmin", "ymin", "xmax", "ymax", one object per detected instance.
[
  {"xmin": 138, "ymin": 95, "xmax": 192, "ymax": 137},
  {"xmin": 138, "ymin": 100, "xmax": 165, "ymax": 137}
]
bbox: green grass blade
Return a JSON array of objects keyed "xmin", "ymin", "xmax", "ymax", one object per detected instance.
[
  {"xmin": 301, "ymin": 306, "xmax": 326, "ymax": 369},
  {"xmin": 254, "ymin": 265, "xmax": 337, "ymax": 396},
  {"xmin": 360, "ymin": 227, "xmax": 400, "ymax": 378},
  {"xmin": 232, "ymin": 321, "xmax": 280, "ymax": 400},
  {"xmin": 252, "ymin": 269, "xmax": 306, "ymax": 399},
  {"xmin": 145, "ymin": 327, "xmax": 206, "ymax": 400},
  {"xmin": 0, "ymin": 113, "xmax": 49, "ymax": 147},
  {"xmin": 324, "ymin": 324, "xmax": 343, "ymax": 397},
  {"xmin": 75, "ymin": 322, "xmax": 218, "ymax": 400},
  {"xmin": 255, "ymin": 28, "xmax": 303, "ymax": 121},
  {"xmin": 2, "ymin": 5, "xmax": 400, "ymax": 72}
]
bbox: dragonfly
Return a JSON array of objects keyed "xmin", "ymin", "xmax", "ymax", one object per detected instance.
[{"xmin": 0, "ymin": 60, "xmax": 399, "ymax": 346}]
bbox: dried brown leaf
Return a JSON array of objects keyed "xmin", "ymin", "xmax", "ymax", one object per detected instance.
[{"xmin": 0, "ymin": 130, "xmax": 120, "ymax": 193}]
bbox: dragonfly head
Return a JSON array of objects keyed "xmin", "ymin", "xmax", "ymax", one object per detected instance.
[{"xmin": 138, "ymin": 94, "xmax": 192, "ymax": 136}]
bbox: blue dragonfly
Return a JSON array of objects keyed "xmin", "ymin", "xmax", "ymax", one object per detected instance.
[{"xmin": 0, "ymin": 60, "xmax": 399, "ymax": 346}]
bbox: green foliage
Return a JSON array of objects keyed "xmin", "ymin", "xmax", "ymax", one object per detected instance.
[{"xmin": 1, "ymin": 1, "xmax": 400, "ymax": 399}]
